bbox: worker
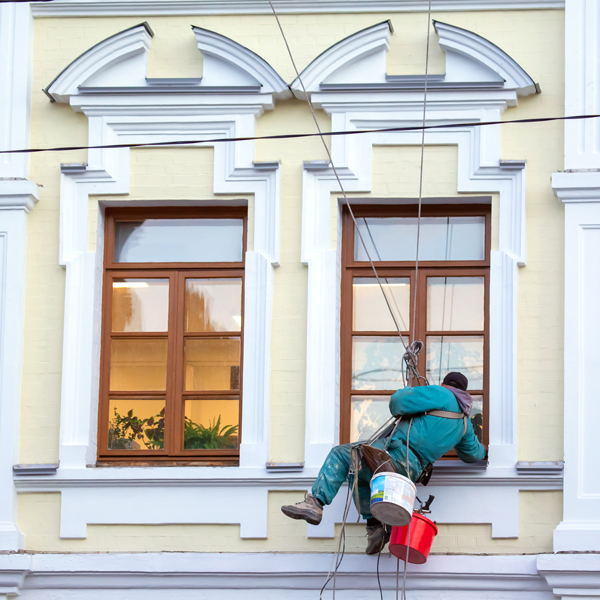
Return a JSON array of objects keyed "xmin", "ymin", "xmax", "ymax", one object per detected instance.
[{"xmin": 281, "ymin": 372, "xmax": 487, "ymax": 554}]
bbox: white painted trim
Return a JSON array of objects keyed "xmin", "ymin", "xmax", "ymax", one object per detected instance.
[
  {"xmin": 291, "ymin": 20, "xmax": 538, "ymax": 101},
  {"xmin": 0, "ymin": 552, "xmax": 558, "ymax": 595},
  {"xmin": 290, "ymin": 21, "xmax": 393, "ymax": 98},
  {"xmin": 564, "ymin": 0, "xmax": 600, "ymax": 170},
  {"xmin": 552, "ymin": 171, "xmax": 600, "ymax": 552},
  {"xmin": 44, "ymin": 22, "xmax": 154, "ymax": 103},
  {"xmin": 192, "ymin": 26, "xmax": 291, "ymax": 98},
  {"xmin": 434, "ymin": 21, "xmax": 538, "ymax": 95},
  {"xmin": 30, "ymin": 0, "xmax": 566, "ymax": 18},
  {"xmin": 0, "ymin": 180, "xmax": 40, "ymax": 552},
  {"xmin": 0, "ymin": 3, "xmax": 34, "ymax": 178}
]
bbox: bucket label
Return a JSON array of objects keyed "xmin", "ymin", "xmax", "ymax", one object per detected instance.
[
  {"xmin": 383, "ymin": 477, "xmax": 407, "ymax": 505},
  {"xmin": 370, "ymin": 477, "xmax": 386, "ymax": 504}
]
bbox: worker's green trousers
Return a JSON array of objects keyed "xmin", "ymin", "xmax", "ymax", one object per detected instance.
[{"xmin": 311, "ymin": 443, "xmax": 416, "ymax": 520}]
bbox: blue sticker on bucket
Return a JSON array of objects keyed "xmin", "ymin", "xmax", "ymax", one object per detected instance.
[{"xmin": 370, "ymin": 476, "xmax": 386, "ymax": 504}]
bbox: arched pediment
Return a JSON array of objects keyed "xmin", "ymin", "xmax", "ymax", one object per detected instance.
[
  {"xmin": 44, "ymin": 22, "xmax": 154, "ymax": 103},
  {"xmin": 44, "ymin": 23, "xmax": 291, "ymax": 104},
  {"xmin": 289, "ymin": 19, "xmax": 538, "ymax": 99},
  {"xmin": 191, "ymin": 26, "xmax": 290, "ymax": 98},
  {"xmin": 434, "ymin": 21, "xmax": 538, "ymax": 96},
  {"xmin": 290, "ymin": 20, "xmax": 393, "ymax": 98}
]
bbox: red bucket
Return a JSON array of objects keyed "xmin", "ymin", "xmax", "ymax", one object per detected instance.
[{"xmin": 389, "ymin": 512, "xmax": 438, "ymax": 564}]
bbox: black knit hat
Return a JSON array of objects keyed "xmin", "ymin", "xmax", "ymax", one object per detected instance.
[{"xmin": 442, "ymin": 371, "xmax": 468, "ymax": 391}]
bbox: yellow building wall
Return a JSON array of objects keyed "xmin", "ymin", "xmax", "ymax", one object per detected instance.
[
  {"xmin": 19, "ymin": 490, "xmax": 561, "ymax": 554},
  {"xmin": 21, "ymin": 8, "xmax": 564, "ymax": 553}
]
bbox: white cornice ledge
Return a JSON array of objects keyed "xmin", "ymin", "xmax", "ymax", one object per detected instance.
[
  {"xmin": 0, "ymin": 553, "xmax": 549, "ymax": 592},
  {"xmin": 434, "ymin": 21, "xmax": 539, "ymax": 96},
  {"xmin": 30, "ymin": 1, "xmax": 566, "ymax": 18},
  {"xmin": 0, "ymin": 179, "xmax": 41, "ymax": 212},
  {"xmin": 192, "ymin": 26, "xmax": 291, "ymax": 98},
  {"xmin": 552, "ymin": 171, "xmax": 600, "ymax": 202},
  {"xmin": 537, "ymin": 554, "xmax": 600, "ymax": 596},
  {"xmin": 44, "ymin": 22, "xmax": 153, "ymax": 103}
]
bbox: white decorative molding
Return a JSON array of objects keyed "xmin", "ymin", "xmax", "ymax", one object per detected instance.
[
  {"xmin": 291, "ymin": 20, "xmax": 538, "ymax": 101},
  {"xmin": 552, "ymin": 171, "xmax": 600, "ymax": 553},
  {"xmin": 0, "ymin": 180, "xmax": 40, "ymax": 552},
  {"xmin": 39, "ymin": 27, "xmax": 285, "ymax": 540},
  {"xmin": 290, "ymin": 20, "xmax": 393, "ymax": 98},
  {"xmin": 44, "ymin": 22, "xmax": 154, "ymax": 103},
  {"xmin": 434, "ymin": 21, "xmax": 539, "ymax": 96},
  {"xmin": 192, "ymin": 26, "xmax": 291, "ymax": 98},
  {"xmin": 30, "ymin": 0, "xmax": 566, "ymax": 18},
  {"xmin": 0, "ymin": 2, "xmax": 34, "ymax": 178},
  {"xmin": 0, "ymin": 552, "xmax": 558, "ymax": 597},
  {"xmin": 299, "ymin": 21, "xmax": 532, "ymax": 538},
  {"xmin": 564, "ymin": 0, "xmax": 600, "ymax": 170},
  {"xmin": 538, "ymin": 554, "xmax": 600, "ymax": 600}
]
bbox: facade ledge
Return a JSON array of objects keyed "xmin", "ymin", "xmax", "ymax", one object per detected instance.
[
  {"xmin": 0, "ymin": 179, "xmax": 40, "ymax": 212},
  {"xmin": 552, "ymin": 171, "xmax": 600, "ymax": 202},
  {"xmin": 30, "ymin": 1, "xmax": 567, "ymax": 18}
]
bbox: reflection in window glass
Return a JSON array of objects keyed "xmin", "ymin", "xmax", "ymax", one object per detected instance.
[
  {"xmin": 426, "ymin": 336, "xmax": 484, "ymax": 389},
  {"xmin": 470, "ymin": 395, "xmax": 484, "ymax": 443},
  {"xmin": 184, "ymin": 338, "xmax": 241, "ymax": 391},
  {"xmin": 350, "ymin": 396, "xmax": 391, "ymax": 443},
  {"xmin": 427, "ymin": 277, "xmax": 484, "ymax": 331},
  {"xmin": 186, "ymin": 279, "xmax": 242, "ymax": 332},
  {"xmin": 108, "ymin": 398, "xmax": 165, "ymax": 450},
  {"xmin": 352, "ymin": 337, "xmax": 407, "ymax": 390},
  {"xmin": 110, "ymin": 339, "xmax": 168, "ymax": 391},
  {"xmin": 112, "ymin": 279, "xmax": 169, "ymax": 332},
  {"xmin": 355, "ymin": 216, "xmax": 485, "ymax": 262},
  {"xmin": 184, "ymin": 398, "xmax": 239, "ymax": 450},
  {"xmin": 114, "ymin": 219, "xmax": 244, "ymax": 263},
  {"xmin": 353, "ymin": 278, "xmax": 410, "ymax": 332}
]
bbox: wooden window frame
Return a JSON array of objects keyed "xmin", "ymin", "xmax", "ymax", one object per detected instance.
[
  {"xmin": 98, "ymin": 207, "xmax": 247, "ymax": 466},
  {"xmin": 340, "ymin": 204, "xmax": 491, "ymax": 451}
]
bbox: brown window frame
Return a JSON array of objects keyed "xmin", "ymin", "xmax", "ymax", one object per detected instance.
[
  {"xmin": 98, "ymin": 206, "xmax": 247, "ymax": 466},
  {"xmin": 340, "ymin": 203, "xmax": 491, "ymax": 452}
]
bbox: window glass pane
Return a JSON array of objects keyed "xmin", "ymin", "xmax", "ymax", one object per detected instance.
[
  {"xmin": 470, "ymin": 395, "xmax": 483, "ymax": 443},
  {"xmin": 355, "ymin": 216, "xmax": 485, "ymax": 262},
  {"xmin": 110, "ymin": 339, "xmax": 168, "ymax": 391},
  {"xmin": 186, "ymin": 279, "xmax": 242, "ymax": 332},
  {"xmin": 427, "ymin": 277, "xmax": 484, "ymax": 331},
  {"xmin": 353, "ymin": 278, "xmax": 410, "ymax": 332},
  {"xmin": 114, "ymin": 219, "xmax": 244, "ymax": 263},
  {"xmin": 184, "ymin": 338, "xmax": 241, "ymax": 391},
  {"xmin": 184, "ymin": 398, "xmax": 239, "ymax": 450},
  {"xmin": 426, "ymin": 336, "xmax": 484, "ymax": 389},
  {"xmin": 350, "ymin": 395, "xmax": 391, "ymax": 443},
  {"xmin": 112, "ymin": 279, "xmax": 169, "ymax": 332},
  {"xmin": 108, "ymin": 398, "xmax": 165, "ymax": 450},
  {"xmin": 352, "ymin": 336, "xmax": 407, "ymax": 391}
]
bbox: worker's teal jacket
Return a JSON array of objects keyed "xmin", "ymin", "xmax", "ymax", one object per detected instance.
[{"xmin": 371, "ymin": 385, "xmax": 486, "ymax": 479}]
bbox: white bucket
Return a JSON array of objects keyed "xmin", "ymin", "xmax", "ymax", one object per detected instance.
[{"xmin": 370, "ymin": 471, "xmax": 416, "ymax": 527}]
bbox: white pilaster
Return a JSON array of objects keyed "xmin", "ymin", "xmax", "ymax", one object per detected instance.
[
  {"xmin": 552, "ymin": 172, "xmax": 600, "ymax": 552},
  {"xmin": 0, "ymin": 180, "xmax": 39, "ymax": 551},
  {"xmin": 564, "ymin": 0, "xmax": 600, "ymax": 170}
]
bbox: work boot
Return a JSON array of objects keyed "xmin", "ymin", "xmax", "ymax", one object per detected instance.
[
  {"xmin": 365, "ymin": 524, "xmax": 391, "ymax": 555},
  {"xmin": 281, "ymin": 494, "xmax": 323, "ymax": 526}
]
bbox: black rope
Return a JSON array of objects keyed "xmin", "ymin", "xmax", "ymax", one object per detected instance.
[{"xmin": 1, "ymin": 113, "xmax": 599, "ymax": 155}]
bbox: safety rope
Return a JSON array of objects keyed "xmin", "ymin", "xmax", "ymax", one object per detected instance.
[{"xmin": 266, "ymin": 1, "xmax": 432, "ymax": 597}]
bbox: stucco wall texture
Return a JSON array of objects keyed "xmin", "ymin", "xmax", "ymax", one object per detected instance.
[{"xmin": 20, "ymin": 8, "xmax": 564, "ymax": 554}]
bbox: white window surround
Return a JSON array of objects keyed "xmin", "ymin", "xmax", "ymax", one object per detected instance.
[
  {"xmin": 19, "ymin": 22, "xmax": 292, "ymax": 540},
  {"xmin": 298, "ymin": 20, "xmax": 543, "ymax": 538}
]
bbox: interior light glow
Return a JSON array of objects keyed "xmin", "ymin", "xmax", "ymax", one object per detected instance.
[
  {"xmin": 233, "ymin": 316, "xmax": 242, "ymax": 327},
  {"xmin": 112, "ymin": 282, "xmax": 150, "ymax": 288}
]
